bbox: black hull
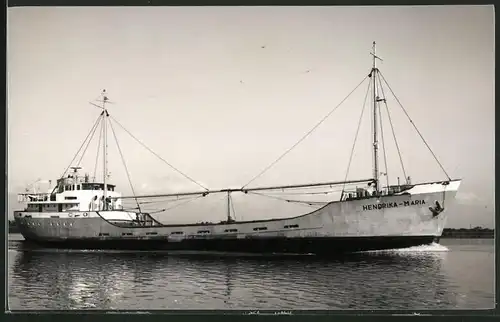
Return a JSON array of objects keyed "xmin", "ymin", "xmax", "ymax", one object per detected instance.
[{"xmin": 23, "ymin": 236, "xmax": 440, "ymax": 255}]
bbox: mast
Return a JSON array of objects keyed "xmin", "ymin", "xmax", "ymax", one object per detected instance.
[
  {"xmin": 371, "ymin": 41, "xmax": 380, "ymax": 193},
  {"xmin": 102, "ymin": 89, "xmax": 109, "ymax": 210},
  {"xmin": 226, "ymin": 191, "xmax": 231, "ymax": 222}
]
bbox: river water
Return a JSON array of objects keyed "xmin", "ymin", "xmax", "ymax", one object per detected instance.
[{"xmin": 7, "ymin": 234, "xmax": 494, "ymax": 310}]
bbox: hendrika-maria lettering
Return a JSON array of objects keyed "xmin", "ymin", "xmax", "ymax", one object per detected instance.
[{"xmin": 362, "ymin": 199, "xmax": 426, "ymax": 211}]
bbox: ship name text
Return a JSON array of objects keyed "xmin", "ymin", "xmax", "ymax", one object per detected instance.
[{"xmin": 362, "ymin": 199, "xmax": 426, "ymax": 211}]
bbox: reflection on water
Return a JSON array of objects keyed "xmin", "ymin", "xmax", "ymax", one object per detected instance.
[{"xmin": 7, "ymin": 238, "xmax": 494, "ymax": 310}]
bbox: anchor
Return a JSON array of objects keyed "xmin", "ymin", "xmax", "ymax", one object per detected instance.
[{"xmin": 429, "ymin": 200, "xmax": 444, "ymax": 217}]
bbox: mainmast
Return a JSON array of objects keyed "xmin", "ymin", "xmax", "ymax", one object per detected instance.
[
  {"xmin": 226, "ymin": 191, "xmax": 231, "ymax": 222},
  {"xmin": 102, "ymin": 89, "xmax": 109, "ymax": 210},
  {"xmin": 370, "ymin": 41, "xmax": 382, "ymax": 193}
]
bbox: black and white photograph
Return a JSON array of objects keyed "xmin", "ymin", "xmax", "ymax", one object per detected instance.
[{"xmin": 7, "ymin": 5, "xmax": 494, "ymax": 311}]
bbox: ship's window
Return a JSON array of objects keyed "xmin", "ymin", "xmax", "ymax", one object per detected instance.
[
  {"xmin": 171, "ymin": 231, "xmax": 184, "ymax": 235},
  {"xmin": 77, "ymin": 185, "xmax": 81, "ymax": 190},
  {"xmin": 146, "ymin": 232, "xmax": 158, "ymax": 235},
  {"xmin": 253, "ymin": 227, "xmax": 268, "ymax": 231},
  {"xmin": 99, "ymin": 233, "xmax": 110, "ymax": 236},
  {"xmin": 284, "ymin": 224, "xmax": 299, "ymax": 229},
  {"xmin": 65, "ymin": 196, "xmax": 77, "ymax": 200},
  {"xmin": 121, "ymin": 233, "xmax": 133, "ymax": 236},
  {"xmin": 50, "ymin": 215, "xmax": 59, "ymax": 218},
  {"xmin": 224, "ymin": 229, "xmax": 238, "ymax": 233},
  {"xmin": 197, "ymin": 230, "xmax": 210, "ymax": 234}
]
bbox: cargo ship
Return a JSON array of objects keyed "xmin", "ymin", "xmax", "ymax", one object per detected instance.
[{"xmin": 13, "ymin": 42, "xmax": 461, "ymax": 254}]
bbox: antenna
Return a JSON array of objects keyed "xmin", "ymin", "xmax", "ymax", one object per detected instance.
[
  {"xmin": 370, "ymin": 42, "xmax": 383, "ymax": 64},
  {"xmin": 89, "ymin": 89, "xmax": 115, "ymax": 109}
]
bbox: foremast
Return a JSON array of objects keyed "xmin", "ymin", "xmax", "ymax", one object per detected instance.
[{"xmin": 102, "ymin": 90, "xmax": 109, "ymax": 210}]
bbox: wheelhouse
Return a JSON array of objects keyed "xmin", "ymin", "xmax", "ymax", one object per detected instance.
[{"xmin": 18, "ymin": 167, "xmax": 123, "ymax": 213}]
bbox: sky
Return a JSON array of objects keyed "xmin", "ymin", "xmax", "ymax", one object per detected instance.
[{"xmin": 7, "ymin": 5, "xmax": 495, "ymax": 228}]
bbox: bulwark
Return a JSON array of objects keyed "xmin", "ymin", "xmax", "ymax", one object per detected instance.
[{"xmin": 362, "ymin": 199, "xmax": 426, "ymax": 211}]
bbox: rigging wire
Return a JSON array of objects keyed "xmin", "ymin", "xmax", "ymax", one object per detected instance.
[
  {"xmin": 161, "ymin": 194, "xmax": 207, "ymax": 213},
  {"xmin": 375, "ymin": 73, "xmax": 390, "ymax": 189},
  {"xmin": 109, "ymin": 115, "xmax": 209, "ymax": 191},
  {"xmin": 378, "ymin": 71, "xmax": 451, "ymax": 181},
  {"xmin": 108, "ymin": 117, "xmax": 141, "ymax": 213},
  {"xmin": 125, "ymin": 196, "xmax": 202, "ymax": 217},
  {"xmin": 51, "ymin": 112, "xmax": 104, "ymax": 194},
  {"xmin": 247, "ymin": 191, "xmax": 324, "ymax": 208},
  {"xmin": 376, "ymin": 72, "xmax": 407, "ymax": 183},
  {"xmin": 76, "ymin": 115, "xmax": 103, "ymax": 168},
  {"xmin": 137, "ymin": 195, "xmax": 198, "ymax": 205},
  {"xmin": 341, "ymin": 76, "xmax": 372, "ymax": 196},
  {"xmin": 378, "ymin": 103, "xmax": 389, "ymax": 189},
  {"xmin": 92, "ymin": 115, "xmax": 104, "ymax": 184},
  {"xmin": 241, "ymin": 74, "xmax": 371, "ymax": 189},
  {"xmin": 229, "ymin": 193, "xmax": 237, "ymax": 221}
]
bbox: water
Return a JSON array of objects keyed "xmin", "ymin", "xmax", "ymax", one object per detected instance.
[{"xmin": 7, "ymin": 234, "xmax": 494, "ymax": 310}]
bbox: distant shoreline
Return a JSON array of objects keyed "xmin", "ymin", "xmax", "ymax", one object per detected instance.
[
  {"xmin": 7, "ymin": 221, "xmax": 494, "ymax": 238},
  {"xmin": 441, "ymin": 228, "xmax": 494, "ymax": 239}
]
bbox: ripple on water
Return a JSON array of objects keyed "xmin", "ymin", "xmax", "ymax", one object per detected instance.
[{"xmin": 7, "ymin": 240, "xmax": 495, "ymax": 310}]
